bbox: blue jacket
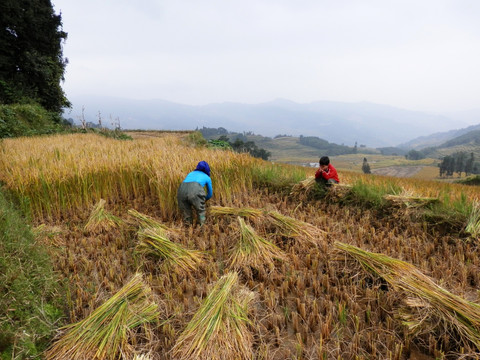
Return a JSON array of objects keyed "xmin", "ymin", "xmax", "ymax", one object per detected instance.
[{"xmin": 183, "ymin": 170, "xmax": 213, "ymax": 200}]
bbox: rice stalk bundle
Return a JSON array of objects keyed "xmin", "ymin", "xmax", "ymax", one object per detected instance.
[
  {"xmin": 335, "ymin": 242, "xmax": 480, "ymax": 350},
  {"xmin": 383, "ymin": 194, "xmax": 439, "ymax": 209},
  {"xmin": 133, "ymin": 354, "xmax": 153, "ymax": 360},
  {"xmin": 266, "ymin": 210, "xmax": 326, "ymax": 243},
  {"xmin": 229, "ymin": 217, "xmax": 286, "ymax": 271},
  {"xmin": 290, "ymin": 176, "xmax": 316, "ymax": 196},
  {"xmin": 45, "ymin": 273, "xmax": 159, "ymax": 360},
  {"xmin": 210, "ymin": 205, "xmax": 265, "ymax": 220},
  {"xmin": 171, "ymin": 272, "xmax": 254, "ymax": 360},
  {"xmin": 465, "ymin": 201, "xmax": 480, "ymax": 239},
  {"xmin": 84, "ymin": 199, "xmax": 123, "ymax": 233},
  {"xmin": 136, "ymin": 227, "xmax": 204, "ymax": 273},
  {"xmin": 328, "ymin": 183, "xmax": 352, "ymax": 198},
  {"xmin": 128, "ymin": 208, "xmax": 169, "ymax": 230}
]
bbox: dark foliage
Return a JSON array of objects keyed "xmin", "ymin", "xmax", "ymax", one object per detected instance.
[
  {"xmin": 362, "ymin": 157, "xmax": 371, "ymax": 174},
  {"xmin": 298, "ymin": 135, "xmax": 355, "ymax": 155},
  {"xmin": 0, "ymin": 0, "xmax": 69, "ymax": 113},
  {"xmin": 439, "ymin": 152, "xmax": 479, "ymax": 177}
]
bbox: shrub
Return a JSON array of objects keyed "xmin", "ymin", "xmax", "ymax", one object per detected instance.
[{"xmin": 0, "ymin": 103, "xmax": 67, "ymax": 138}]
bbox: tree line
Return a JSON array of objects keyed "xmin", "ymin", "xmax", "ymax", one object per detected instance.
[
  {"xmin": 212, "ymin": 135, "xmax": 271, "ymax": 160},
  {"xmin": 438, "ymin": 152, "xmax": 478, "ymax": 177},
  {"xmin": 198, "ymin": 127, "xmax": 271, "ymax": 160},
  {"xmin": 298, "ymin": 135, "xmax": 359, "ymax": 155}
]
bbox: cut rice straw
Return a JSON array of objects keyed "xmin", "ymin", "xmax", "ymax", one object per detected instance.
[
  {"xmin": 45, "ymin": 273, "xmax": 159, "ymax": 360},
  {"xmin": 210, "ymin": 205, "xmax": 326, "ymax": 244},
  {"xmin": 267, "ymin": 210, "xmax": 326, "ymax": 244},
  {"xmin": 465, "ymin": 201, "xmax": 480, "ymax": 239},
  {"xmin": 383, "ymin": 194, "xmax": 439, "ymax": 209},
  {"xmin": 335, "ymin": 241, "xmax": 480, "ymax": 350},
  {"xmin": 290, "ymin": 176, "xmax": 316, "ymax": 196},
  {"xmin": 84, "ymin": 198, "xmax": 123, "ymax": 233},
  {"xmin": 136, "ymin": 227, "xmax": 204, "ymax": 274},
  {"xmin": 171, "ymin": 272, "xmax": 254, "ymax": 360},
  {"xmin": 128, "ymin": 208, "xmax": 169, "ymax": 231},
  {"xmin": 210, "ymin": 205, "xmax": 264, "ymax": 220},
  {"xmin": 229, "ymin": 217, "xmax": 286, "ymax": 271}
]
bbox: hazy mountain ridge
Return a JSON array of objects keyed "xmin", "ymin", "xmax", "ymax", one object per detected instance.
[
  {"xmin": 438, "ymin": 129, "xmax": 480, "ymax": 148},
  {"xmin": 399, "ymin": 123, "xmax": 480, "ymax": 150},
  {"xmin": 66, "ymin": 95, "xmax": 476, "ymax": 148}
]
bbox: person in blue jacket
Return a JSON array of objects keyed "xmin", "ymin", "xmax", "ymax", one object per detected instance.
[{"xmin": 177, "ymin": 161, "xmax": 212, "ymax": 226}]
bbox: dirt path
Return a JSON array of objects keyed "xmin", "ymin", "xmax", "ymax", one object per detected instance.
[{"xmin": 371, "ymin": 165, "xmax": 423, "ymax": 178}]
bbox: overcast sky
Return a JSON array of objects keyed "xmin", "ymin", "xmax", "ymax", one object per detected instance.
[{"xmin": 53, "ymin": 0, "xmax": 480, "ymax": 113}]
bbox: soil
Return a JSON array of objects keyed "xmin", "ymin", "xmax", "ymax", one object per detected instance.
[{"xmin": 371, "ymin": 166, "xmax": 423, "ymax": 178}]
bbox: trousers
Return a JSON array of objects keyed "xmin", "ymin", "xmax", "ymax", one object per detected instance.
[{"xmin": 177, "ymin": 182, "xmax": 206, "ymax": 224}]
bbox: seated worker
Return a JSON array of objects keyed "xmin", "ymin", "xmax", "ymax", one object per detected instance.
[
  {"xmin": 177, "ymin": 161, "xmax": 212, "ymax": 226},
  {"xmin": 315, "ymin": 156, "xmax": 339, "ymax": 187}
]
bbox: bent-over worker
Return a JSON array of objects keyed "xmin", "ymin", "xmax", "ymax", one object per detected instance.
[{"xmin": 177, "ymin": 161, "xmax": 212, "ymax": 226}]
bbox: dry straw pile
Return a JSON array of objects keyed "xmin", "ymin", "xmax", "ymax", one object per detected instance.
[
  {"xmin": 172, "ymin": 272, "xmax": 255, "ymax": 360},
  {"xmin": 136, "ymin": 227, "xmax": 205, "ymax": 274},
  {"xmin": 211, "ymin": 205, "xmax": 326, "ymax": 244},
  {"xmin": 228, "ymin": 216, "xmax": 286, "ymax": 272},
  {"xmin": 45, "ymin": 273, "xmax": 159, "ymax": 360},
  {"xmin": 336, "ymin": 242, "xmax": 480, "ymax": 352},
  {"xmin": 84, "ymin": 199, "xmax": 123, "ymax": 233}
]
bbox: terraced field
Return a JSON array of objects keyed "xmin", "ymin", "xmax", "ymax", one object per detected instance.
[{"xmin": 2, "ymin": 132, "xmax": 480, "ymax": 359}]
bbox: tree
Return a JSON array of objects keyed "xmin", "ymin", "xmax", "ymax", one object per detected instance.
[
  {"xmin": 362, "ymin": 157, "xmax": 371, "ymax": 174},
  {"xmin": 455, "ymin": 152, "xmax": 467, "ymax": 176},
  {"xmin": 0, "ymin": 0, "xmax": 69, "ymax": 113},
  {"xmin": 439, "ymin": 155, "xmax": 455, "ymax": 177},
  {"xmin": 405, "ymin": 149, "xmax": 424, "ymax": 160},
  {"xmin": 465, "ymin": 153, "xmax": 475, "ymax": 176}
]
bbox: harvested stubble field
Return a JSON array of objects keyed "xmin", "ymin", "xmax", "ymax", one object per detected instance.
[{"xmin": 2, "ymin": 133, "xmax": 480, "ymax": 359}]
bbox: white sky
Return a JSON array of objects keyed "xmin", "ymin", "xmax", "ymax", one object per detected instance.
[{"xmin": 53, "ymin": 0, "xmax": 480, "ymax": 112}]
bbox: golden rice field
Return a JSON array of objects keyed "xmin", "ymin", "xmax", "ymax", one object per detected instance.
[{"xmin": 2, "ymin": 132, "xmax": 480, "ymax": 359}]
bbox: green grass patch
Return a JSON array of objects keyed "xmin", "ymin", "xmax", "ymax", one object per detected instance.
[
  {"xmin": 341, "ymin": 179, "xmax": 403, "ymax": 209},
  {"xmin": 0, "ymin": 188, "xmax": 64, "ymax": 359},
  {"xmin": 0, "ymin": 103, "xmax": 69, "ymax": 138},
  {"xmin": 421, "ymin": 191, "xmax": 472, "ymax": 231},
  {"xmin": 456, "ymin": 175, "xmax": 480, "ymax": 186},
  {"xmin": 251, "ymin": 162, "xmax": 307, "ymax": 193}
]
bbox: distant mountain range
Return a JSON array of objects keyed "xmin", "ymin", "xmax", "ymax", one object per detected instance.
[
  {"xmin": 399, "ymin": 123, "xmax": 480, "ymax": 150},
  {"xmin": 65, "ymin": 95, "xmax": 480, "ymax": 148}
]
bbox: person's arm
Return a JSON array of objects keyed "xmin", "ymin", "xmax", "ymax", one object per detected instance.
[
  {"xmin": 315, "ymin": 168, "xmax": 322, "ymax": 179},
  {"xmin": 205, "ymin": 178, "xmax": 213, "ymax": 200}
]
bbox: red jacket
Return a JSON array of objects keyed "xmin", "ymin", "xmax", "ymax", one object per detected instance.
[{"xmin": 315, "ymin": 164, "xmax": 339, "ymax": 183}]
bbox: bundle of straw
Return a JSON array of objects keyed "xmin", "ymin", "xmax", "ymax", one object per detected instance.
[
  {"xmin": 136, "ymin": 227, "xmax": 204, "ymax": 274},
  {"xmin": 210, "ymin": 205, "xmax": 264, "ymax": 220},
  {"xmin": 267, "ymin": 210, "xmax": 326, "ymax": 244},
  {"xmin": 45, "ymin": 273, "xmax": 159, "ymax": 360},
  {"xmin": 383, "ymin": 194, "xmax": 439, "ymax": 209},
  {"xmin": 290, "ymin": 176, "xmax": 316, "ymax": 197},
  {"xmin": 84, "ymin": 199, "xmax": 123, "ymax": 233},
  {"xmin": 465, "ymin": 201, "xmax": 480, "ymax": 239},
  {"xmin": 335, "ymin": 242, "xmax": 480, "ymax": 350},
  {"xmin": 171, "ymin": 272, "xmax": 254, "ymax": 360},
  {"xmin": 229, "ymin": 217, "xmax": 286, "ymax": 271},
  {"xmin": 210, "ymin": 205, "xmax": 326, "ymax": 244},
  {"xmin": 133, "ymin": 354, "xmax": 153, "ymax": 360},
  {"xmin": 128, "ymin": 209, "xmax": 169, "ymax": 231}
]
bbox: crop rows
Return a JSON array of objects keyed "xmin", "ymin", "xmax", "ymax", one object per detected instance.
[{"xmin": 2, "ymin": 133, "xmax": 480, "ymax": 359}]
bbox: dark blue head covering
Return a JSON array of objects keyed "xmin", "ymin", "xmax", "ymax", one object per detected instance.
[{"xmin": 195, "ymin": 161, "xmax": 211, "ymax": 177}]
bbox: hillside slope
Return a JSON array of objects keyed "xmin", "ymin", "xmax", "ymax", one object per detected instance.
[{"xmin": 399, "ymin": 123, "xmax": 480, "ymax": 150}]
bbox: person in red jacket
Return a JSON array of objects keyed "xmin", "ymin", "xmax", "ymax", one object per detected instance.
[{"xmin": 315, "ymin": 156, "xmax": 339, "ymax": 188}]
